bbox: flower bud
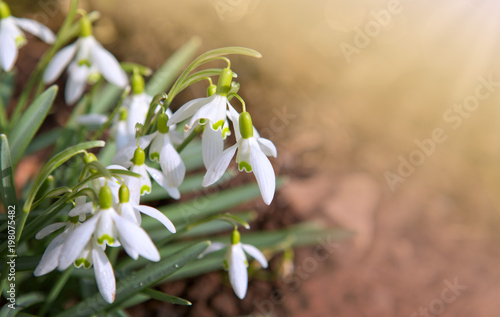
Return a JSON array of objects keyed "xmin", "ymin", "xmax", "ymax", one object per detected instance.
[
  {"xmin": 99, "ymin": 186, "xmax": 113, "ymax": 209},
  {"xmin": 239, "ymin": 112, "xmax": 253, "ymax": 139},
  {"xmin": 216, "ymin": 68, "xmax": 233, "ymax": 96}
]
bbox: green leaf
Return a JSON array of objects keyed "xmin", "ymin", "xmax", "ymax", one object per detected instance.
[
  {"xmin": 146, "ymin": 37, "xmax": 202, "ymax": 96},
  {"xmin": 0, "ymin": 71, "xmax": 15, "ymax": 131},
  {"xmin": 0, "ymin": 292, "xmax": 44, "ymax": 317},
  {"xmin": 0, "ymin": 135, "xmax": 17, "ymax": 211},
  {"xmin": 141, "ymin": 288, "xmax": 191, "ymax": 306},
  {"xmin": 24, "ymin": 128, "xmax": 62, "ymax": 156},
  {"xmin": 8, "ymin": 86, "xmax": 58, "ymax": 166},
  {"xmin": 55, "ymin": 241, "xmax": 210, "ymax": 316}
]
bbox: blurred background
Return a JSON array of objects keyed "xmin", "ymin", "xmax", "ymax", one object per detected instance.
[{"xmin": 10, "ymin": 0, "xmax": 500, "ymax": 315}]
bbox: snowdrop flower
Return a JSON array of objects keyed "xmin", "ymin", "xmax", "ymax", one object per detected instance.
[
  {"xmin": 43, "ymin": 14, "xmax": 127, "ymax": 104},
  {"xmin": 0, "ymin": 2, "xmax": 55, "ymax": 71},
  {"xmin": 199, "ymin": 229, "xmax": 268, "ymax": 299},
  {"xmin": 120, "ymin": 146, "xmax": 181, "ymax": 200},
  {"xmin": 203, "ymin": 110, "xmax": 277, "ymax": 205},
  {"xmin": 116, "ymin": 184, "xmax": 176, "ymax": 259},
  {"xmin": 168, "ymin": 68, "xmax": 236, "ymax": 168},
  {"xmin": 33, "ymin": 216, "xmax": 80, "ymax": 277}
]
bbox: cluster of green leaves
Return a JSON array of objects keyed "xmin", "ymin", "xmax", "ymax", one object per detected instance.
[{"xmin": 0, "ymin": 1, "xmax": 353, "ymax": 316}]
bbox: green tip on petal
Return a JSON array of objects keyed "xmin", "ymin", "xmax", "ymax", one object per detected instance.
[
  {"xmin": 150, "ymin": 152, "xmax": 159, "ymax": 162},
  {"xmin": 97, "ymin": 234, "xmax": 115, "ymax": 245},
  {"xmin": 133, "ymin": 147, "xmax": 145, "ymax": 165},
  {"xmin": 216, "ymin": 68, "xmax": 233, "ymax": 96},
  {"xmin": 119, "ymin": 185, "xmax": 129, "ymax": 203},
  {"xmin": 75, "ymin": 258, "xmax": 92, "ymax": 269},
  {"xmin": 238, "ymin": 161, "xmax": 252, "ymax": 172},
  {"xmin": 140, "ymin": 185, "xmax": 150, "ymax": 195},
  {"xmin": 131, "ymin": 70, "xmax": 145, "ymax": 95},
  {"xmin": 207, "ymin": 84, "xmax": 217, "ymax": 97},
  {"xmin": 231, "ymin": 229, "xmax": 240, "ymax": 245},
  {"xmin": 0, "ymin": 2, "xmax": 11, "ymax": 19},
  {"xmin": 212, "ymin": 119, "xmax": 224, "ymax": 131},
  {"xmin": 80, "ymin": 14, "xmax": 93, "ymax": 37},
  {"xmin": 99, "ymin": 186, "xmax": 113, "ymax": 209},
  {"xmin": 69, "ymin": 216, "xmax": 80, "ymax": 224},
  {"xmin": 83, "ymin": 152, "xmax": 97, "ymax": 164},
  {"xmin": 239, "ymin": 112, "xmax": 253, "ymax": 139},
  {"xmin": 157, "ymin": 113, "xmax": 170, "ymax": 134}
]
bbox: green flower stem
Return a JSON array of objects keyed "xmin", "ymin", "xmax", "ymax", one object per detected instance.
[
  {"xmin": 91, "ymin": 86, "xmax": 131, "ymax": 140},
  {"xmin": 39, "ymin": 266, "xmax": 74, "ymax": 316},
  {"xmin": 175, "ymin": 124, "xmax": 203, "ymax": 153}
]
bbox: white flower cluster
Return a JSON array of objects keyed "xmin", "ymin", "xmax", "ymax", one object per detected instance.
[{"xmin": 2, "ymin": 3, "xmax": 276, "ymax": 303}]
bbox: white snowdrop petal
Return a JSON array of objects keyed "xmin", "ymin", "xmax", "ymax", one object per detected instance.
[
  {"xmin": 257, "ymin": 137, "xmax": 278, "ymax": 158},
  {"xmin": 43, "ymin": 42, "xmax": 77, "ymax": 83},
  {"xmin": 58, "ymin": 215, "xmax": 100, "ymax": 270},
  {"xmin": 92, "ymin": 242, "xmax": 116, "ymax": 303},
  {"xmin": 241, "ymin": 244, "xmax": 268, "ymax": 268},
  {"xmin": 143, "ymin": 165, "xmax": 179, "ymax": 200},
  {"xmin": 112, "ymin": 133, "xmax": 156, "ymax": 165},
  {"xmin": 90, "ymin": 40, "xmax": 127, "ymax": 87},
  {"xmin": 201, "ymin": 126, "xmax": 223, "ymax": 169},
  {"xmin": 197, "ymin": 242, "xmax": 226, "ymax": 259},
  {"xmin": 65, "ymin": 64, "xmax": 88, "ymax": 104},
  {"xmin": 249, "ymin": 141, "xmax": 276, "ymax": 205},
  {"xmin": 160, "ymin": 142, "xmax": 185, "ymax": 188},
  {"xmin": 35, "ymin": 222, "xmax": 65, "ymax": 239},
  {"xmin": 77, "ymin": 114, "xmax": 108, "ymax": 126},
  {"xmin": 33, "ymin": 233, "xmax": 66, "ymax": 276},
  {"xmin": 111, "ymin": 213, "xmax": 160, "ymax": 261},
  {"xmin": 133, "ymin": 204, "xmax": 176, "ymax": 233},
  {"xmin": 68, "ymin": 202, "xmax": 94, "ymax": 217},
  {"xmin": 228, "ymin": 244, "xmax": 248, "ymax": 299},
  {"xmin": 12, "ymin": 17, "xmax": 55, "ymax": 43},
  {"xmin": 149, "ymin": 133, "xmax": 164, "ymax": 162},
  {"xmin": 203, "ymin": 144, "xmax": 237, "ymax": 187},
  {"xmin": 168, "ymin": 97, "xmax": 208, "ymax": 126},
  {"xmin": 188, "ymin": 95, "xmax": 225, "ymax": 129},
  {"xmin": 164, "ymin": 186, "xmax": 180, "ymax": 200},
  {"xmin": 0, "ymin": 21, "xmax": 18, "ymax": 71}
]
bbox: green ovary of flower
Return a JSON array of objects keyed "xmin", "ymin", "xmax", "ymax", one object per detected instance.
[
  {"xmin": 157, "ymin": 113, "xmax": 170, "ymax": 134},
  {"xmin": 97, "ymin": 234, "xmax": 115, "ymax": 245},
  {"xmin": 133, "ymin": 148, "xmax": 146, "ymax": 165},
  {"xmin": 99, "ymin": 186, "xmax": 113, "ymax": 209},
  {"xmin": 119, "ymin": 185, "xmax": 129, "ymax": 203},
  {"xmin": 131, "ymin": 71, "xmax": 145, "ymax": 95},
  {"xmin": 207, "ymin": 84, "xmax": 217, "ymax": 97},
  {"xmin": 83, "ymin": 152, "xmax": 97, "ymax": 164},
  {"xmin": 0, "ymin": 2, "xmax": 11, "ymax": 19},
  {"xmin": 231, "ymin": 229, "xmax": 240, "ymax": 245},
  {"xmin": 80, "ymin": 14, "xmax": 93, "ymax": 37},
  {"xmin": 239, "ymin": 112, "xmax": 253, "ymax": 139},
  {"xmin": 216, "ymin": 68, "xmax": 233, "ymax": 96}
]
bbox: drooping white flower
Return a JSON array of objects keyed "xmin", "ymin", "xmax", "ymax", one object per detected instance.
[
  {"xmin": 203, "ymin": 109, "xmax": 277, "ymax": 205},
  {"xmin": 0, "ymin": 2, "xmax": 55, "ymax": 71},
  {"xmin": 43, "ymin": 15, "xmax": 127, "ymax": 104},
  {"xmin": 199, "ymin": 229, "xmax": 268, "ymax": 299},
  {"xmin": 168, "ymin": 68, "xmax": 235, "ymax": 168},
  {"xmin": 115, "ymin": 146, "xmax": 181, "ymax": 200}
]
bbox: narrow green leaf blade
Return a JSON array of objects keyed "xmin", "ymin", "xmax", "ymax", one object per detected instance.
[
  {"xmin": 8, "ymin": 85, "xmax": 58, "ymax": 165},
  {"xmin": 0, "ymin": 135, "xmax": 17, "ymax": 211},
  {"xmin": 0, "ymin": 292, "xmax": 44, "ymax": 317},
  {"xmin": 141, "ymin": 288, "xmax": 191, "ymax": 306},
  {"xmin": 56, "ymin": 241, "xmax": 210, "ymax": 316}
]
